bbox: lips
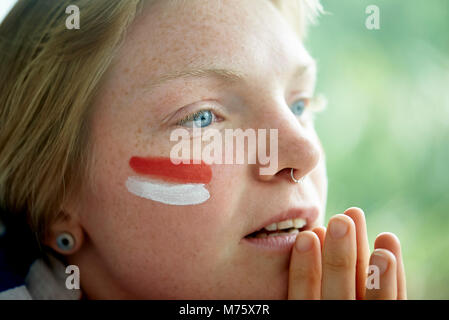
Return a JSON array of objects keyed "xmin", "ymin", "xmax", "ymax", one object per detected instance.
[
  {"xmin": 245, "ymin": 206, "xmax": 319, "ymax": 236},
  {"xmin": 242, "ymin": 206, "xmax": 320, "ymax": 251},
  {"xmin": 242, "ymin": 232, "xmax": 300, "ymax": 251},
  {"xmin": 245, "ymin": 217, "xmax": 307, "ymax": 238}
]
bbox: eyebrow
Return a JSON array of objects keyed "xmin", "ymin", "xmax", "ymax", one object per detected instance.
[{"xmin": 144, "ymin": 63, "xmax": 315, "ymax": 93}]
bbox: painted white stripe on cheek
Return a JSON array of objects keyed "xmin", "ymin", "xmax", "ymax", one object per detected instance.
[{"xmin": 126, "ymin": 176, "xmax": 210, "ymax": 206}]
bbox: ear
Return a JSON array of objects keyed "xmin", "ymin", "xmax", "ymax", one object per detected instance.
[{"xmin": 43, "ymin": 211, "xmax": 84, "ymax": 256}]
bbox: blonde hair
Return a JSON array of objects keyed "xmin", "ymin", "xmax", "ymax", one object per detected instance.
[{"xmin": 0, "ymin": 0, "xmax": 322, "ymax": 243}]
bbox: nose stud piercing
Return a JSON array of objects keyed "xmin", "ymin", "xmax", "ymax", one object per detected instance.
[{"xmin": 56, "ymin": 232, "xmax": 75, "ymax": 251}]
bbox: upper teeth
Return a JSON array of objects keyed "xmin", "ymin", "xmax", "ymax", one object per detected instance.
[{"xmin": 264, "ymin": 218, "xmax": 307, "ymax": 231}]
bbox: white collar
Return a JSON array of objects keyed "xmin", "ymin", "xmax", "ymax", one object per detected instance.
[{"xmin": 0, "ymin": 253, "xmax": 81, "ymax": 300}]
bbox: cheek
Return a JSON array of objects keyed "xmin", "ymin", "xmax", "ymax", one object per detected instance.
[
  {"xmin": 83, "ymin": 162, "xmax": 230, "ymax": 243},
  {"xmin": 78, "ymin": 156, "xmax": 241, "ymax": 292}
]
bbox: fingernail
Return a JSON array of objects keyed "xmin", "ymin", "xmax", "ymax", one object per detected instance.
[
  {"xmin": 295, "ymin": 233, "xmax": 313, "ymax": 252},
  {"xmin": 371, "ymin": 250, "xmax": 389, "ymax": 275},
  {"xmin": 329, "ymin": 218, "xmax": 348, "ymax": 239}
]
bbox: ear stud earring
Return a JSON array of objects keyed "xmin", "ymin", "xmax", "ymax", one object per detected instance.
[{"xmin": 56, "ymin": 232, "xmax": 75, "ymax": 251}]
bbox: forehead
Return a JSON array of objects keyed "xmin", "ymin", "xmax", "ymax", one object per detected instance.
[{"xmin": 114, "ymin": 0, "xmax": 313, "ymax": 86}]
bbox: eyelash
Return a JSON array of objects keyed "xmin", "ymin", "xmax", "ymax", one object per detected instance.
[
  {"xmin": 176, "ymin": 108, "xmax": 222, "ymax": 127},
  {"xmin": 175, "ymin": 95, "xmax": 327, "ymax": 126},
  {"xmin": 178, "ymin": 110, "xmax": 210, "ymax": 124}
]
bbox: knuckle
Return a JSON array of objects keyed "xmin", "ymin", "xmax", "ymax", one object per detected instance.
[
  {"xmin": 290, "ymin": 265, "xmax": 320, "ymax": 283},
  {"xmin": 323, "ymin": 252, "xmax": 354, "ymax": 272}
]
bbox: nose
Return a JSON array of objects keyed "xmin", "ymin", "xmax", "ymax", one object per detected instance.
[{"xmin": 255, "ymin": 99, "xmax": 322, "ymax": 183}]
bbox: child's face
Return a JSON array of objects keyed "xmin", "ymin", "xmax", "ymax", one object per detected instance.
[{"xmin": 74, "ymin": 0, "xmax": 327, "ymax": 298}]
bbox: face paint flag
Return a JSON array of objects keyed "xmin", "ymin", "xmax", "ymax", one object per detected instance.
[{"xmin": 126, "ymin": 157, "xmax": 212, "ymax": 205}]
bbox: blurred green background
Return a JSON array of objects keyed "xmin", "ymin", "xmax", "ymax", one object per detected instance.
[{"xmin": 307, "ymin": 0, "xmax": 449, "ymax": 299}]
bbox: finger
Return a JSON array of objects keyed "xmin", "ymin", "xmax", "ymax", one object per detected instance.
[
  {"xmin": 288, "ymin": 231, "xmax": 322, "ymax": 299},
  {"xmin": 374, "ymin": 232, "xmax": 407, "ymax": 299},
  {"xmin": 343, "ymin": 207, "xmax": 370, "ymax": 300},
  {"xmin": 312, "ymin": 226, "xmax": 326, "ymax": 252},
  {"xmin": 365, "ymin": 248, "xmax": 397, "ymax": 300},
  {"xmin": 321, "ymin": 214, "xmax": 357, "ymax": 299}
]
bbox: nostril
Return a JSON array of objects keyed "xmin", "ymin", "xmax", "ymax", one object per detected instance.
[
  {"xmin": 277, "ymin": 167, "xmax": 303, "ymax": 183},
  {"xmin": 277, "ymin": 167, "xmax": 292, "ymax": 178}
]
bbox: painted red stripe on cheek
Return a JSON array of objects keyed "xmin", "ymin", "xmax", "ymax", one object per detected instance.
[{"xmin": 129, "ymin": 157, "xmax": 212, "ymax": 184}]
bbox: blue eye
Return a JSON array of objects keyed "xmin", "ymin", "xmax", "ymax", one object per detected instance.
[
  {"xmin": 193, "ymin": 110, "xmax": 213, "ymax": 127},
  {"xmin": 290, "ymin": 99, "xmax": 307, "ymax": 116},
  {"xmin": 179, "ymin": 110, "xmax": 214, "ymax": 128}
]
